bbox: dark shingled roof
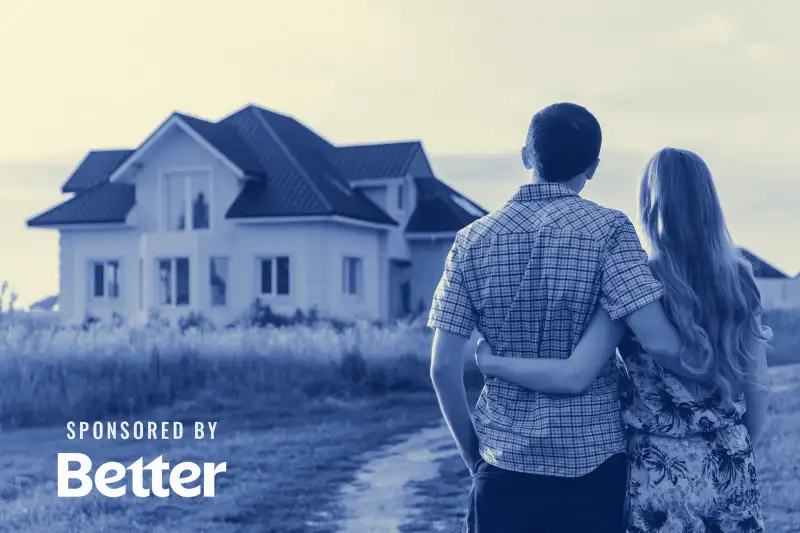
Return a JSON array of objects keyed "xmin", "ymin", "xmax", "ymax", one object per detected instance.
[
  {"xmin": 329, "ymin": 142, "xmax": 421, "ymax": 180},
  {"xmin": 30, "ymin": 295, "xmax": 58, "ymax": 311},
  {"xmin": 61, "ymin": 150, "xmax": 134, "ymax": 192},
  {"xmin": 738, "ymin": 248, "xmax": 789, "ymax": 279},
  {"xmin": 174, "ymin": 113, "xmax": 265, "ymax": 177},
  {"xmin": 28, "ymin": 183, "xmax": 135, "ymax": 226},
  {"xmin": 406, "ymin": 177, "xmax": 488, "ymax": 233},
  {"xmin": 216, "ymin": 106, "xmax": 396, "ymax": 225},
  {"xmin": 27, "ymin": 104, "xmax": 484, "ymax": 230}
]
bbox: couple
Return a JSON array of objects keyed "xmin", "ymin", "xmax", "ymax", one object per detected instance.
[{"xmin": 428, "ymin": 103, "xmax": 771, "ymax": 533}]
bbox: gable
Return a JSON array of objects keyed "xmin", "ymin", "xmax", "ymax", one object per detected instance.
[{"xmin": 107, "ymin": 113, "xmax": 261, "ymax": 184}]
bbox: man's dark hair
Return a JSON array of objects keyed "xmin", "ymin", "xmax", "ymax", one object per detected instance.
[{"xmin": 522, "ymin": 103, "xmax": 602, "ymax": 182}]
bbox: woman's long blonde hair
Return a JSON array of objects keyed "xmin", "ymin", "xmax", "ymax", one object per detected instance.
[{"xmin": 639, "ymin": 148, "xmax": 772, "ymax": 404}]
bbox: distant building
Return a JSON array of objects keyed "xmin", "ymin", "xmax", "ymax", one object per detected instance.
[
  {"xmin": 27, "ymin": 104, "xmax": 487, "ymax": 324},
  {"xmin": 29, "ymin": 295, "xmax": 58, "ymax": 312},
  {"xmin": 738, "ymin": 248, "xmax": 800, "ymax": 309}
]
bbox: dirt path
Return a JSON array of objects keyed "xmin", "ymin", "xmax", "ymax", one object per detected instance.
[
  {"xmin": 336, "ymin": 424, "xmax": 458, "ymax": 533},
  {"xmin": 334, "ymin": 365, "xmax": 800, "ymax": 533}
]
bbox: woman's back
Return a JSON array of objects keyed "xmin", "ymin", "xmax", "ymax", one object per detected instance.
[
  {"xmin": 618, "ymin": 330, "xmax": 746, "ymax": 437},
  {"xmin": 618, "ymin": 256, "xmax": 768, "ymax": 438},
  {"xmin": 618, "ymin": 250, "xmax": 768, "ymax": 532}
]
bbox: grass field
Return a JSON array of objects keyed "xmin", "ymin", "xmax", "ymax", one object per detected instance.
[{"xmin": 0, "ymin": 309, "xmax": 797, "ymax": 532}]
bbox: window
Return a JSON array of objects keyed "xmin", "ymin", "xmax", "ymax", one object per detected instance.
[
  {"xmin": 210, "ymin": 257, "xmax": 229, "ymax": 306},
  {"xmin": 397, "ymin": 183, "xmax": 405, "ymax": 210},
  {"xmin": 258, "ymin": 256, "xmax": 290, "ymax": 296},
  {"xmin": 162, "ymin": 170, "xmax": 211, "ymax": 231},
  {"xmin": 90, "ymin": 260, "xmax": 120, "ymax": 300},
  {"xmin": 157, "ymin": 257, "xmax": 190, "ymax": 306},
  {"xmin": 342, "ymin": 257, "xmax": 363, "ymax": 296},
  {"xmin": 190, "ymin": 178, "xmax": 210, "ymax": 229}
]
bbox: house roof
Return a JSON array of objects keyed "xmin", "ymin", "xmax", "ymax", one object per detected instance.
[
  {"xmin": 30, "ymin": 295, "xmax": 58, "ymax": 311},
  {"xmin": 61, "ymin": 149, "xmax": 134, "ymax": 192},
  {"xmin": 28, "ymin": 183, "xmax": 135, "ymax": 226},
  {"xmin": 173, "ymin": 113, "xmax": 265, "ymax": 177},
  {"xmin": 27, "ymin": 104, "xmax": 485, "ymax": 231},
  {"xmin": 216, "ymin": 106, "xmax": 395, "ymax": 224},
  {"xmin": 328, "ymin": 142, "xmax": 422, "ymax": 180},
  {"xmin": 406, "ymin": 177, "xmax": 489, "ymax": 233},
  {"xmin": 738, "ymin": 247, "xmax": 789, "ymax": 279}
]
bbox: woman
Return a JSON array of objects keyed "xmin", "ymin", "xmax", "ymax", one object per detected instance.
[{"xmin": 474, "ymin": 148, "xmax": 772, "ymax": 533}]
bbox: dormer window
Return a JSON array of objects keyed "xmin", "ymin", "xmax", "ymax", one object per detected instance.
[{"xmin": 162, "ymin": 169, "xmax": 211, "ymax": 231}]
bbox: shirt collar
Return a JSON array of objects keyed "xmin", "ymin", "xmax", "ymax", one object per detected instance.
[{"xmin": 510, "ymin": 182, "xmax": 578, "ymax": 203}]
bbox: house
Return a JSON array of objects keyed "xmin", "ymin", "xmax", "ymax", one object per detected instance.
[
  {"xmin": 29, "ymin": 295, "xmax": 59, "ymax": 312},
  {"xmin": 738, "ymin": 247, "xmax": 800, "ymax": 309},
  {"xmin": 27, "ymin": 104, "xmax": 488, "ymax": 324}
]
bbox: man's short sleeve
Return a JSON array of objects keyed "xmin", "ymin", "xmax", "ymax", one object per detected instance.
[
  {"xmin": 427, "ymin": 236, "xmax": 477, "ymax": 337},
  {"xmin": 600, "ymin": 214, "xmax": 664, "ymax": 320}
]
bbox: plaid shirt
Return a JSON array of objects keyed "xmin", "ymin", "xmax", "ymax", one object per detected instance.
[{"xmin": 428, "ymin": 182, "xmax": 664, "ymax": 477}]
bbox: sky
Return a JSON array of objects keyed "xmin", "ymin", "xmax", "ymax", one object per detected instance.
[{"xmin": 1, "ymin": 0, "xmax": 798, "ymax": 306}]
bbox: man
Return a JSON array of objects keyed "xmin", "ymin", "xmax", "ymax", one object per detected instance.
[{"xmin": 428, "ymin": 103, "xmax": 691, "ymax": 532}]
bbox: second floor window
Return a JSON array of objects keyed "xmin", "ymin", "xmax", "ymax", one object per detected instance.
[{"xmin": 163, "ymin": 170, "xmax": 211, "ymax": 231}]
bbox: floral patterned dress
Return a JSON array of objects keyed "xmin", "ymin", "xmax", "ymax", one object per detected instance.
[{"xmin": 617, "ymin": 332, "xmax": 764, "ymax": 533}]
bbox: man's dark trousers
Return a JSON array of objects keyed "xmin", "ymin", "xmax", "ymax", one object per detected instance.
[{"xmin": 464, "ymin": 453, "xmax": 627, "ymax": 533}]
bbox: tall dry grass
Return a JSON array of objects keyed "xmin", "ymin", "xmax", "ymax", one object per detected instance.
[
  {"xmin": 0, "ymin": 305, "xmax": 796, "ymax": 430},
  {"xmin": 0, "ymin": 313, "xmax": 444, "ymax": 428}
]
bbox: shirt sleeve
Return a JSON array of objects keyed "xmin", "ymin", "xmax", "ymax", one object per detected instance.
[
  {"xmin": 599, "ymin": 214, "xmax": 665, "ymax": 320},
  {"xmin": 427, "ymin": 235, "xmax": 477, "ymax": 337}
]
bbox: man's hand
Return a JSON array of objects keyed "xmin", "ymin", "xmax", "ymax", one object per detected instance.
[
  {"xmin": 468, "ymin": 456, "xmax": 485, "ymax": 477},
  {"xmin": 431, "ymin": 329, "xmax": 481, "ymax": 476}
]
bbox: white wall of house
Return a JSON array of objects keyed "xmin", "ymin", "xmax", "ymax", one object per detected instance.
[
  {"xmin": 756, "ymin": 278, "xmax": 800, "ymax": 309},
  {"xmin": 408, "ymin": 236, "xmax": 455, "ymax": 314},
  {"xmin": 59, "ymin": 229, "xmax": 141, "ymax": 321},
  {"xmin": 57, "ymin": 125, "xmax": 390, "ymax": 325},
  {"xmin": 351, "ymin": 176, "xmax": 418, "ymax": 316},
  {"xmin": 352, "ymin": 177, "xmax": 415, "ymax": 261},
  {"xmin": 60, "ymin": 221, "xmax": 389, "ymax": 324},
  {"xmin": 388, "ymin": 176, "xmax": 415, "ymax": 260}
]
